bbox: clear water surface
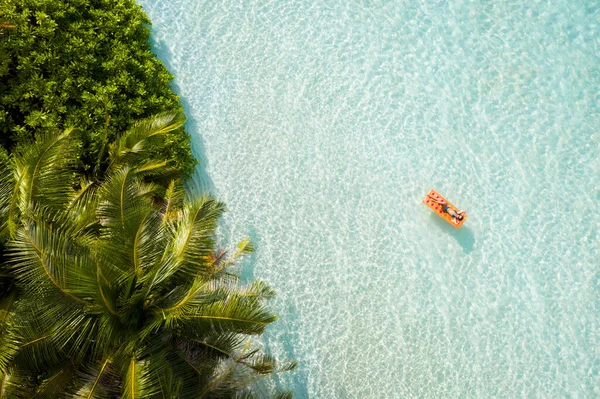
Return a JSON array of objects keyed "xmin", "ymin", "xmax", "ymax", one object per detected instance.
[{"xmin": 137, "ymin": 1, "xmax": 600, "ymax": 397}]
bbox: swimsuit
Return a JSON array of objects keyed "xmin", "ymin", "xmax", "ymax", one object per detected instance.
[
  {"xmin": 432, "ymin": 196, "xmax": 457, "ymax": 217},
  {"xmin": 445, "ymin": 206, "xmax": 460, "ymax": 219}
]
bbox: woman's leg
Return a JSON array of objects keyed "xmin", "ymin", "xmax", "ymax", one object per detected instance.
[{"xmin": 428, "ymin": 194, "xmax": 446, "ymax": 205}]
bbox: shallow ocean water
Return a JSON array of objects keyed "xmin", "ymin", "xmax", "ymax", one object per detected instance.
[{"xmin": 137, "ymin": 1, "xmax": 600, "ymax": 397}]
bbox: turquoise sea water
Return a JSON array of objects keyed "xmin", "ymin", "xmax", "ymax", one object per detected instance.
[{"xmin": 137, "ymin": 1, "xmax": 599, "ymax": 397}]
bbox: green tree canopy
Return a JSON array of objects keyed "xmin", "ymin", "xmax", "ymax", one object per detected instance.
[
  {"xmin": 0, "ymin": 0, "xmax": 195, "ymax": 177},
  {"xmin": 0, "ymin": 113, "xmax": 295, "ymax": 398}
]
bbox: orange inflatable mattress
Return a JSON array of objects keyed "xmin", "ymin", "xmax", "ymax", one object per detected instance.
[{"xmin": 422, "ymin": 189, "xmax": 467, "ymax": 229}]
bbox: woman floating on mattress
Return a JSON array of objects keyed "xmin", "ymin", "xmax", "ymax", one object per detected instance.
[{"xmin": 427, "ymin": 195, "xmax": 466, "ymax": 225}]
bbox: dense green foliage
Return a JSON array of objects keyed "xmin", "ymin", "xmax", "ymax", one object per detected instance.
[
  {"xmin": 0, "ymin": 1, "xmax": 296, "ymax": 395},
  {"xmin": 0, "ymin": 0, "xmax": 196, "ymax": 177},
  {"xmin": 0, "ymin": 113, "xmax": 295, "ymax": 398}
]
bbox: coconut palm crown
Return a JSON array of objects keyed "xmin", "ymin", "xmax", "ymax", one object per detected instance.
[{"xmin": 0, "ymin": 113, "xmax": 295, "ymax": 398}]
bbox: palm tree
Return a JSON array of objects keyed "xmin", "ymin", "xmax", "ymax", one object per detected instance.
[{"xmin": 0, "ymin": 113, "xmax": 295, "ymax": 398}]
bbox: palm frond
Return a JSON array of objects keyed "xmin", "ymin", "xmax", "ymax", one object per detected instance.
[
  {"xmin": 172, "ymin": 196, "xmax": 226, "ymax": 268},
  {"xmin": 196, "ymin": 340, "xmax": 257, "ymax": 398},
  {"xmin": 11, "ymin": 128, "xmax": 79, "ymax": 216},
  {"xmin": 13, "ymin": 317, "xmax": 65, "ymax": 374},
  {"xmin": 133, "ymin": 161, "xmax": 180, "ymax": 183},
  {"xmin": 162, "ymin": 340, "xmax": 219, "ymax": 398},
  {"xmin": 160, "ymin": 179, "xmax": 184, "ymax": 226},
  {"xmin": 12, "ymin": 291, "xmax": 100, "ymax": 370},
  {"xmin": 52, "ymin": 311, "xmax": 99, "ymax": 363},
  {"xmin": 130, "ymin": 212, "xmax": 166, "ymax": 279},
  {"xmin": 218, "ymin": 237, "xmax": 255, "ymax": 269},
  {"xmin": 184, "ymin": 332, "xmax": 247, "ymax": 363},
  {"xmin": 0, "ymin": 365, "xmax": 38, "ymax": 398},
  {"xmin": 231, "ymin": 388, "xmax": 294, "ymax": 399},
  {"xmin": 138, "ymin": 346, "xmax": 201, "ymax": 399},
  {"xmin": 6, "ymin": 163, "xmax": 27, "ymax": 238},
  {"xmin": 146, "ymin": 197, "xmax": 225, "ymax": 292},
  {"xmin": 154, "ymin": 279, "xmax": 222, "ymax": 313},
  {"xmin": 0, "ymin": 147, "xmax": 14, "ymax": 241},
  {"xmin": 236, "ymin": 280, "xmax": 276, "ymax": 300},
  {"xmin": 188, "ymin": 332, "xmax": 295, "ymax": 377},
  {"xmin": 8, "ymin": 223, "xmax": 89, "ymax": 303},
  {"xmin": 0, "ymin": 314, "xmax": 20, "ymax": 389},
  {"xmin": 165, "ymin": 285, "xmax": 278, "ymax": 336},
  {"xmin": 28, "ymin": 364, "xmax": 76, "ymax": 399},
  {"xmin": 203, "ymin": 354, "xmax": 297, "ymax": 399},
  {"xmin": 121, "ymin": 356, "xmax": 149, "ymax": 399},
  {"xmin": 66, "ymin": 178, "xmax": 101, "ymax": 233},
  {"xmin": 134, "ymin": 160, "xmax": 168, "ymax": 174},
  {"xmin": 96, "ymin": 167, "xmax": 158, "ymax": 280},
  {"xmin": 108, "ymin": 112, "xmax": 185, "ymax": 172},
  {"xmin": 97, "ymin": 167, "xmax": 154, "ymax": 231},
  {"xmin": 272, "ymin": 390, "xmax": 294, "ymax": 399},
  {"xmin": 71, "ymin": 358, "xmax": 120, "ymax": 399}
]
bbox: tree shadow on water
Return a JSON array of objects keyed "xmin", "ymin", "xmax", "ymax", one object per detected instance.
[
  {"xmin": 240, "ymin": 226, "xmax": 259, "ymax": 283},
  {"xmin": 181, "ymin": 96, "xmax": 217, "ymax": 196},
  {"xmin": 148, "ymin": 34, "xmax": 216, "ymax": 196},
  {"xmin": 429, "ymin": 214, "xmax": 475, "ymax": 253},
  {"xmin": 240, "ymin": 227, "xmax": 310, "ymax": 398},
  {"xmin": 261, "ymin": 301, "xmax": 309, "ymax": 399}
]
